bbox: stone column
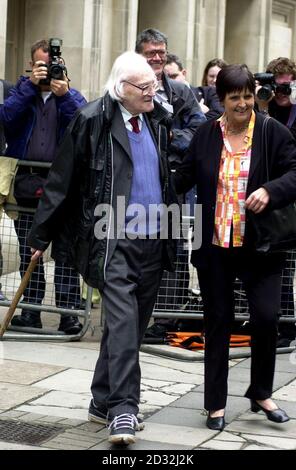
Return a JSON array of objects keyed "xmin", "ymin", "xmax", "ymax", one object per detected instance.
[
  {"xmin": 224, "ymin": 0, "xmax": 272, "ymax": 73},
  {"xmin": 81, "ymin": 0, "xmax": 139, "ymax": 101},
  {"xmin": 191, "ymin": 0, "xmax": 227, "ymax": 86},
  {"xmin": 137, "ymin": 0, "xmax": 226, "ymax": 86},
  {"xmin": 0, "ymin": 0, "xmax": 8, "ymax": 77}
]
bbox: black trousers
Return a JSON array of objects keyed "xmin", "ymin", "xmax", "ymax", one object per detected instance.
[
  {"xmin": 14, "ymin": 212, "xmax": 81, "ymax": 309},
  {"xmin": 91, "ymin": 238, "xmax": 163, "ymax": 418},
  {"xmin": 197, "ymin": 245, "xmax": 285, "ymax": 411}
]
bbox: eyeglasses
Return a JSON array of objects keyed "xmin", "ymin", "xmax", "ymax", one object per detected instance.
[
  {"xmin": 143, "ymin": 50, "xmax": 167, "ymax": 59},
  {"xmin": 122, "ymin": 80, "xmax": 159, "ymax": 95}
]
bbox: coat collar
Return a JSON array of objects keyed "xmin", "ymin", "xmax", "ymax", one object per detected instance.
[{"xmin": 110, "ymin": 103, "xmax": 132, "ymax": 160}]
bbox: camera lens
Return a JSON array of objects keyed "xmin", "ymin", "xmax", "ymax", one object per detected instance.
[
  {"xmin": 49, "ymin": 64, "xmax": 64, "ymax": 80},
  {"xmin": 257, "ymin": 85, "xmax": 273, "ymax": 101}
]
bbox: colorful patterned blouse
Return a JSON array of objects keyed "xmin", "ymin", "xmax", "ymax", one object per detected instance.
[{"xmin": 213, "ymin": 110, "xmax": 256, "ymax": 248}]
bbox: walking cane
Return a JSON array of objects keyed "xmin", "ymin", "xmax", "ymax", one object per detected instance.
[{"xmin": 0, "ymin": 259, "xmax": 38, "ymax": 338}]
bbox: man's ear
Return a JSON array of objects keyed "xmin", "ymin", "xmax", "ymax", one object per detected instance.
[{"xmin": 182, "ymin": 69, "xmax": 187, "ymax": 79}]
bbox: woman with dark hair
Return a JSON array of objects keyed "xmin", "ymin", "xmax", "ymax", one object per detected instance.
[
  {"xmin": 174, "ymin": 64, "xmax": 296, "ymax": 430},
  {"xmin": 201, "ymin": 58, "xmax": 228, "ymax": 87}
]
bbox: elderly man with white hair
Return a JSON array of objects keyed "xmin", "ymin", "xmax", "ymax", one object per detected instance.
[{"xmin": 27, "ymin": 51, "xmax": 176, "ymax": 446}]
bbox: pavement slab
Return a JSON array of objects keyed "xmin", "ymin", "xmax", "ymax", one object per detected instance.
[
  {"xmin": 32, "ymin": 369, "xmax": 93, "ymax": 394},
  {"xmin": 241, "ymin": 433, "xmax": 296, "ymax": 450},
  {"xmin": 0, "ymin": 383, "xmax": 45, "ymax": 410},
  {"xmin": 0, "ymin": 360, "xmax": 65, "ymax": 385},
  {"xmin": 0, "ymin": 326, "xmax": 295, "ymax": 451}
]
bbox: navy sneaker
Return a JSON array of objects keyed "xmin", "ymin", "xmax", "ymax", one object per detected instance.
[
  {"xmin": 108, "ymin": 413, "xmax": 138, "ymax": 446},
  {"xmin": 88, "ymin": 399, "xmax": 144, "ymax": 430}
]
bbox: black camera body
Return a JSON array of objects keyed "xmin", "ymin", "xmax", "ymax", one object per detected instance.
[
  {"xmin": 254, "ymin": 72, "xmax": 292, "ymax": 101},
  {"xmin": 40, "ymin": 38, "xmax": 67, "ymax": 85},
  {"xmin": 254, "ymin": 73, "xmax": 276, "ymax": 101}
]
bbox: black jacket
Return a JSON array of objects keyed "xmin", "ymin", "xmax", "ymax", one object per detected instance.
[
  {"xmin": 174, "ymin": 112, "xmax": 296, "ymax": 268},
  {"xmin": 28, "ymin": 94, "xmax": 177, "ymax": 291},
  {"xmin": 268, "ymin": 99, "xmax": 296, "ymax": 140},
  {"xmin": 161, "ymin": 74, "xmax": 206, "ymax": 167},
  {"xmin": 191, "ymin": 85, "xmax": 224, "ymax": 121}
]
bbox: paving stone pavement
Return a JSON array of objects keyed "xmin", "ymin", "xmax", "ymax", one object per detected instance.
[{"xmin": 0, "ymin": 310, "xmax": 295, "ymax": 451}]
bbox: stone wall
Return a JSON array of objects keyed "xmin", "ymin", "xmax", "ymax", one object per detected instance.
[{"xmin": 1, "ymin": 0, "xmax": 296, "ymax": 97}]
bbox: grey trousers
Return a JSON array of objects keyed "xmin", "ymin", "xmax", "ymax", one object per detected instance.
[{"xmin": 91, "ymin": 238, "xmax": 164, "ymax": 418}]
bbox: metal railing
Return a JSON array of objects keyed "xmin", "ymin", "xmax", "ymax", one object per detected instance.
[{"xmin": 0, "ymin": 160, "xmax": 92, "ymax": 341}]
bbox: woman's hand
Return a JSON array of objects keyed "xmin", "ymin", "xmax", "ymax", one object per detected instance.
[
  {"xmin": 245, "ymin": 187, "xmax": 270, "ymax": 214},
  {"xmin": 30, "ymin": 248, "xmax": 44, "ymax": 261}
]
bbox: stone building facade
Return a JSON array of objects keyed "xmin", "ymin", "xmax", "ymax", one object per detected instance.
[{"xmin": 0, "ymin": 0, "xmax": 295, "ymax": 100}]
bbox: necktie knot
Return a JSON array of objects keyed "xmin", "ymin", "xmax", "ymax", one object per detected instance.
[{"xmin": 129, "ymin": 116, "xmax": 140, "ymax": 134}]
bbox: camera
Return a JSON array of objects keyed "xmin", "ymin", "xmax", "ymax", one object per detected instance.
[
  {"xmin": 254, "ymin": 72, "xmax": 292, "ymax": 101},
  {"xmin": 40, "ymin": 38, "xmax": 67, "ymax": 85},
  {"xmin": 254, "ymin": 73, "xmax": 276, "ymax": 101}
]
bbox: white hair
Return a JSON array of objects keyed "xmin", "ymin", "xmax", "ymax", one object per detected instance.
[{"xmin": 105, "ymin": 51, "xmax": 156, "ymax": 101}]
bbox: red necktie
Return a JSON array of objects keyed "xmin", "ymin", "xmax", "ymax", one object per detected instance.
[{"xmin": 129, "ymin": 116, "xmax": 140, "ymax": 134}]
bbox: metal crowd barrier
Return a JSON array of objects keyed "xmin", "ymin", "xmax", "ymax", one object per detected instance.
[
  {"xmin": 141, "ymin": 216, "xmax": 296, "ymax": 360},
  {"xmin": 0, "ymin": 160, "xmax": 92, "ymax": 342}
]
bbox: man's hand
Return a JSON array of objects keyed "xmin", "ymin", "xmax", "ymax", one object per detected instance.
[
  {"xmin": 199, "ymin": 98, "xmax": 209, "ymax": 114},
  {"xmin": 50, "ymin": 75, "xmax": 69, "ymax": 97},
  {"xmin": 30, "ymin": 60, "xmax": 48, "ymax": 86},
  {"xmin": 245, "ymin": 187, "xmax": 270, "ymax": 214},
  {"xmin": 31, "ymin": 248, "xmax": 44, "ymax": 261}
]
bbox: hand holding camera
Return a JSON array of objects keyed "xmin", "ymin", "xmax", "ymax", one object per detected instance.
[
  {"xmin": 30, "ymin": 60, "xmax": 48, "ymax": 86},
  {"xmin": 50, "ymin": 76, "xmax": 69, "ymax": 96},
  {"xmin": 254, "ymin": 72, "xmax": 296, "ymax": 105},
  {"xmin": 29, "ymin": 38, "xmax": 68, "ymax": 95}
]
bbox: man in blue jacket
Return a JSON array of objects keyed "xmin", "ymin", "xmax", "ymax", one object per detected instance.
[
  {"xmin": 0, "ymin": 39, "xmax": 87, "ymax": 333},
  {"xmin": 0, "ymin": 78, "xmax": 14, "ymax": 302}
]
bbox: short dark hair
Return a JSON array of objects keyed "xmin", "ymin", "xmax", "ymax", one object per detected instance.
[
  {"xmin": 201, "ymin": 58, "xmax": 228, "ymax": 87},
  {"xmin": 31, "ymin": 39, "xmax": 49, "ymax": 61},
  {"xmin": 166, "ymin": 53, "xmax": 183, "ymax": 71},
  {"xmin": 135, "ymin": 28, "xmax": 168, "ymax": 53},
  {"xmin": 266, "ymin": 57, "xmax": 296, "ymax": 79},
  {"xmin": 215, "ymin": 64, "xmax": 256, "ymax": 102}
]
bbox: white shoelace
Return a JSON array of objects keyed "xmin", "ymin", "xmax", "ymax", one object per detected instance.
[{"xmin": 108, "ymin": 413, "xmax": 138, "ymax": 431}]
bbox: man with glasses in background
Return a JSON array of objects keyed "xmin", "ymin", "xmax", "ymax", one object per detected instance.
[{"xmin": 136, "ymin": 28, "xmax": 206, "ymax": 340}]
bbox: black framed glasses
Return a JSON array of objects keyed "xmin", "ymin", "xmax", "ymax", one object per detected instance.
[
  {"xmin": 143, "ymin": 50, "xmax": 167, "ymax": 59},
  {"xmin": 122, "ymin": 80, "xmax": 158, "ymax": 95}
]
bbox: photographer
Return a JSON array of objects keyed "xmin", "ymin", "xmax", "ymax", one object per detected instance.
[
  {"xmin": 0, "ymin": 78, "xmax": 14, "ymax": 302},
  {"xmin": 256, "ymin": 57, "xmax": 296, "ymax": 346},
  {"xmin": 0, "ymin": 39, "xmax": 87, "ymax": 333},
  {"xmin": 256, "ymin": 57, "xmax": 296, "ymax": 137}
]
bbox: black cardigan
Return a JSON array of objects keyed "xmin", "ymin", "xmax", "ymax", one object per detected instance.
[{"xmin": 174, "ymin": 112, "xmax": 296, "ymax": 268}]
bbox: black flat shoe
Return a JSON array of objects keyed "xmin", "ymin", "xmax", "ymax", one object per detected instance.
[
  {"xmin": 250, "ymin": 400, "xmax": 290, "ymax": 423},
  {"xmin": 206, "ymin": 414, "xmax": 225, "ymax": 431}
]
